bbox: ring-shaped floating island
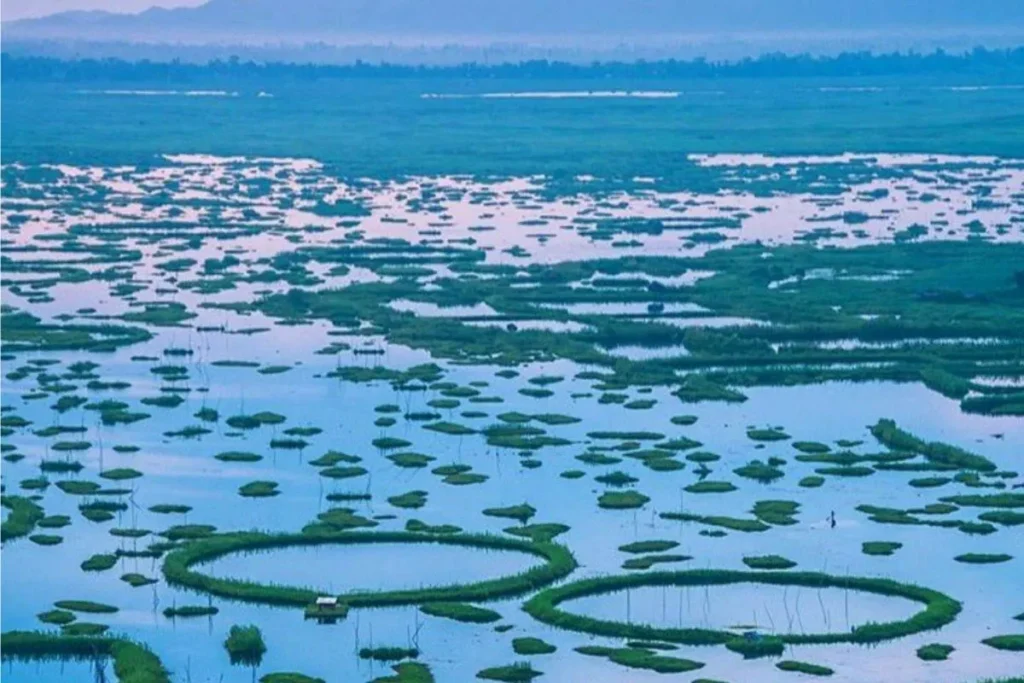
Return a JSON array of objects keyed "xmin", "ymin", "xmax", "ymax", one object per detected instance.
[
  {"xmin": 523, "ymin": 569, "xmax": 961, "ymax": 645},
  {"xmin": 163, "ymin": 530, "xmax": 576, "ymax": 615}
]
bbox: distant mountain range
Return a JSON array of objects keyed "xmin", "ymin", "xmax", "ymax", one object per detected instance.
[
  {"xmin": 4, "ymin": 0, "xmax": 1024, "ymax": 64},
  {"xmin": 6, "ymin": 0, "xmax": 1024, "ymax": 43}
]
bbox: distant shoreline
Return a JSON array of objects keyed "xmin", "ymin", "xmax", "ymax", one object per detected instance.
[{"xmin": 4, "ymin": 47, "xmax": 1024, "ymax": 83}]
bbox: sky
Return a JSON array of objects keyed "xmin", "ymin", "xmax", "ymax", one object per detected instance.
[{"xmin": 2, "ymin": 0, "xmax": 202, "ymax": 21}]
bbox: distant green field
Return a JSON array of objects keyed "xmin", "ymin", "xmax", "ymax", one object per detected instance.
[{"xmin": 3, "ymin": 74, "xmax": 1024, "ymax": 176}]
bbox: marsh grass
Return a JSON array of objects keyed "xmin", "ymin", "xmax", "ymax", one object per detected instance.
[
  {"xmin": 619, "ymin": 540, "xmax": 679, "ymax": 554},
  {"xmin": 576, "ymin": 646, "xmax": 705, "ymax": 673},
  {"xmin": 420, "ymin": 602, "xmax": 500, "ymax": 623},
  {"xmin": 475, "ymin": 662, "xmax": 542, "ymax": 681},
  {"xmin": 483, "ymin": 504, "xmax": 536, "ymax": 524},
  {"xmin": 982, "ymin": 635, "xmax": 1024, "ymax": 651},
  {"xmin": 163, "ymin": 530, "xmax": 575, "ymax": 608},
  {"xmin": 684, "ymin": 481, "xmax": 737, "ymax": 494},
  {"xmin": 359, "ymin": 646, "xmax": 420, "ymax": 661},
  {"xmin": 1, "ymin": 495, "xmax": 44, "ymax": 541},
  {"xmin": 388, "ymin": 491, "xmax": 428, "ymax": 509},
  {"xmin": 661, "ymin": 512, "xmax": 769, "ymax": 533},
  {"xmin": 524, "ymin": 569, "xmax": 961, "ymax": 646},
  {"xmin": 81, "ymin": 553, "xmax": 118, "ymax": 571},
  {"xmin": 742, "ymin": 555, "xmax": 797, "ymax": 570},
  {"xmin": 1, "ymin": 631, "xmax": 169, "ymax": 682},
  {"xmin": 121, "ymin": 573, "xmax": 158, "ymax": 587},
  {"xmin": 260, "ymin": 674, "xmax": 326, "ymax": 683},
  {"xmin": 370, "ymin": 662, "xmax": 434, "ymax": 683},
  {"xmin": 163, "ymin": 605, "xmax": 219, "ymax": 618},
  {"xmin": 511, "ymin": 637, "xmax": 556, "ymax": 655},
  {"xmin": 776, "ymin": 660, "xmax": 834, "ymax": 676},
  {"xmin": 953, "ymin": 553, "xmax": 1012, "ymax": 564},
  {"xmin": 623, "ymin": 554, "xmax": 692, "ymax": 570},
  {"xmin": 224, "ymin": 624, "xmax": 266, "ymax": 666},
  {"xmin": 239, "ymin": 481, "xmax": 281, "ymax": 498},
  {"xmin": 598, "ymin": 491, "xmax": 650, "ymax": 509},
  {"xmin": 916, "ymin": 643, "xmax": 954, "ymax": 661},
  {"xmin": 862, "ymin": 542, "xmax": 903, "ymax": 556},
  {"xmin": 54, "ymin": 600, "xmax": 117, "ymax": 614}
]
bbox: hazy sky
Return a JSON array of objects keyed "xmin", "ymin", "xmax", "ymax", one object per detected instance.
[{"xmin": 2, "ymin": 0, "xmax": 202, "ymax": 21}]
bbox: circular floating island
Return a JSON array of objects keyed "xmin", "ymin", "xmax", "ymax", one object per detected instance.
[
  {"xmin": 523, "ymin": 569, "xmax": 960, "ymax": 646},
  {"xmin": 163, "ymin": 530, "xmax": 576, "ymax": 609}
]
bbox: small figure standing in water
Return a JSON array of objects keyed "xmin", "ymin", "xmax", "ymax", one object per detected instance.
[{"xmin": 830, "ymin": 511, "xmax": 836, "ymax": 529}]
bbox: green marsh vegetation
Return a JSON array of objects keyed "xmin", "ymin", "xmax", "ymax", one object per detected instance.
[
  {"xmin": 224, "ymin": 624, "xmax": 266, "ymax": 666},
  {"xmin": 982, "ymin": 635, "xmax": 1024, "ymax": 651},
  {"xmin": 29, "ymin": 534, "xmax": 63, "ymax": 545},
  {"xmin": 725, "ymin": 635, "xmax": 786, "ymax": 659},
  {"xmin": 685, "ymin": 481, "xmax": 737, "ymax": 494},
  {"xmin": 776, "ymin": 660, "xmax": 834, "ymax": 676},
  {"xmin": 389, "ymin": 490, "xmax": 428, "ymax": 509},
  {"xmin": 953, "ymin": 553, "xmax": 1013, "ymax": 564},
  {"xmin": 483, "ymin": 504, "xmax": 536, "ymax": 524},
  {"xmin": 511, "ymin": 637, "xmax": 556, "ymax": 655},
  {"xmin": 53, "ymin": 600, "xmax": 117, "ymax": 614},
  {"xmin": 260, "ymin": 674, "xmax": 326, "ymax": 683},
  {"xmin": 1, "ymin": 631, "xmax": 170, "ymax": 682},
  {"xmin": 121, "ymin": 573, "xmax": 158, "ymax": 587},
  {"xmin": 163, "ymin": 604, "xmax": 219, "ymax": 618},
  {"xmin": 3, "ymin": 76, "xmax": 1024, "ymax": 683},
  {"xmin": 619, "ymin": 540, "xmax": 679, "ymax": 554},
  {"xmin": 734, "ymin": 460, "xmax": 785, "ymax": 483},
  {"xmin": 163, "ymin": 530, "xmax": 576, "ymax": 607},
  {"xmin": 421, "ymin": 602, "xmax": 501, "ymax": 623},
  {"xmin": 359, "ymin": 646, "xmax": 420, "ymax": 661},
  {"xmin": 622, "ymin": 554, "xmax": 692, "ymax": 570},
  {"xmin": 524, "ymin": 569, "xmax": 961, "ymax": 645},
  {"xmin": 371, "ymin": 662, "xmax": 435, "ymax": 683},
  {"xmin": 916, "ymin": 643, "xmax": 954, "ymax": 661},
  {"xmin": 742, "ymin": 555, "xmax": 797, "ymax": 570},
  {"xmin": 576, "ymin": 645, "xmax": 705, "ymax": 673},
  {"xmin": 598, "ymin": 491, "xmax": 650, "ymax": 509},
  {"xmin": 475, "ymin": 662, "xmax": 543, "ymax": 681},
  {"xmin": 239, "ymin": 481, "xmax": 280, "ymax": 497},
  {"xmin": 863, "ymin": 542, "xmax": 903, "ymax": 556},
  {"xmin": 1, "ymin": 495, "xmax": 44, "ymax": 541}
]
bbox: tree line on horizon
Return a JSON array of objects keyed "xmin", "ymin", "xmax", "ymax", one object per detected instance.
[{"xmin": 2, "ymin": 46, "xmax": 1023, "ymax": 82}]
